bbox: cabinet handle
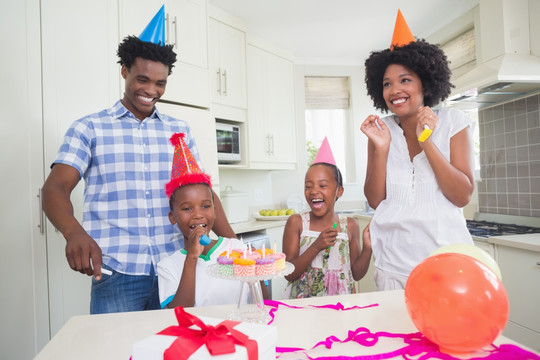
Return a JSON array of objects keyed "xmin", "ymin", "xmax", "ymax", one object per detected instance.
[
  {"xmin": 216, "ymin": 69, "xmax": 221, "ymax": 94},
  {"xmin": 270, "ymin": 134, "xmax": 274, "ymax": 155},
  {"xmin": 37, "ymin": 188, "xmax": 44, "ymax": 234},
  {"xmin": 222, "ymin": 70, "xmax": 227, "ymax": 96},
  {"xmin": 172, "ymin": 15, "xmax": 177, "ymax": 48},
  {"xmin": 165, "ymin": 13, "xmax": 170, "ymax": 45},
  {"xmin": 265, "ymin": 135, "xmax": 270, "ymax": 154}
]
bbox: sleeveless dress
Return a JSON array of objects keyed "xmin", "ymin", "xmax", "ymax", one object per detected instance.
[
  {"xmin": 284, "ymin": 212, "xmax": 357, "ymax": 299},
  {"xmin": 370, "ymin": 108, "xmax": 474, "ymax": 277}
]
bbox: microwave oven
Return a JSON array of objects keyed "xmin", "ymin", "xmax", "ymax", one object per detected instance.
[{"xmin": 216, "ymin": 121, "xmax": 241, "ymax": 163}]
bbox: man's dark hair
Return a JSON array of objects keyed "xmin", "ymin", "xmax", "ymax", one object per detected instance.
[
  {"xmin": 364, "ymin": 39, "xmax": 453, "ymax": 112},
  {"xmin": 117, "ymin": 36, "xmax": 177, "ymax": 75}
]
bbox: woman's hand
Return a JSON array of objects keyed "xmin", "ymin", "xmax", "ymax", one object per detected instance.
[
  {"xmin": 361, "ymin": 115, "xmax": 391, "ymax": 150},
  {"xmin": 417, "ymin": 106, "xmax": 439, "ymax": 143}
]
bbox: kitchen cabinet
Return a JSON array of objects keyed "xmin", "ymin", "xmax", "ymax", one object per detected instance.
[
  {"xmin": 208, "ymin": 17, "xmax": 247, "ymax": 117},
  {"xmin": 119, "ymin": 0, "xmax": 210, "ymax": 108},
  {"xmin": 354, "ymin": 216, "xmax": 377, "ymax": 293},
  {"xmin": 265, "ymin": 226, "xmax": 288, "ymax": 299},
  {"xmin": 157, "ymin": 102, "xmax": 220, "ymax": 192},
  {"xmin": 246, "ymin": 44, "xmax": 297, "ymax": 170},
  {"xmin": 497, "ymin": 245, "xmax": 540, "ymax": 350},
  {"xmin": 41, "ymin": 0, "xmax": 120, "ymax": 339}
]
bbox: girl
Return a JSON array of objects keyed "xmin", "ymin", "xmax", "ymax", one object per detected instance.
[
  {"xmin": 282, "ymin": 145, "xmax": 372, "ymax": 298},
  {"xmin": 361, "ymin": 13, "xmax": 475, "ymax": 291}
]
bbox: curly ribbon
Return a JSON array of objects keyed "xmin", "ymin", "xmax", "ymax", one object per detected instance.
[
  {"xmin": 265, "ymin": 301, "xmax": 540, "ymax": 360},
  {"xmin": 263, "ymin": 300, "xmax": 379, "ymax": 325},
  {"xmin": 157, "ymin": 307, "xmax": 258, "ymax": 360}
]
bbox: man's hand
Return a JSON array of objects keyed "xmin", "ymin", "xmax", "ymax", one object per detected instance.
[{"xmin": 65, "ymin": 231, "xmax": 103, "ymax": 280}]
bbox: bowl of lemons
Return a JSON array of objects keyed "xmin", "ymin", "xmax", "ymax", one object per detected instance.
[{"xmin": 254, "ymin": 208, "xmax": 296, "ymax": 220}]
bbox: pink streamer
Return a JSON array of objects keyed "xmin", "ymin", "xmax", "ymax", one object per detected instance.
[
  {"xmin": 263, "ymin": 300, "xmax": 379, "ymax": 325},
  {"xmin": 264, "ymin": 300, "xmax": 540, "ymax": 360}
]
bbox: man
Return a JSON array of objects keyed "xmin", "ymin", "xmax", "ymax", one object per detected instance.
[{"xmin": 42, "ymin": 11, "xmax": 235, "ymax": 314}]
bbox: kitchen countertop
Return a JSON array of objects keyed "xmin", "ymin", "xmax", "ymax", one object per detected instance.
[
  {"xmin": 34, "ymin": 290, "xmax": 538, "ymax": 359},
  {"xmin": 231, "ymin": 219, "xmax": 287, "ymax": 235},
  {"xmin": 473, "ymin": 233, "xmax": 540, "ymax": 252}
]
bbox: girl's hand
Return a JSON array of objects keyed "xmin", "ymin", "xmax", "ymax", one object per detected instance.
[
  {"xmin": 312, "ymin": 227, "xmax": 338, "ymax": 252},
  {"xmin": 361, "ymin": 115, "xmax": 391, "ymax": 150},
  {"xmin": 417, "ymin": 106, "xmax": 439, "ymax": 143},
  {"xmin": 185, "ymin": 226, "xmax": 205, "ymax": 259}
]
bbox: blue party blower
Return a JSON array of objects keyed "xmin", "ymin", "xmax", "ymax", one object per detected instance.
[{"xmin": 200, "ymin": 234, "xmax": 211, "ymax": 246}]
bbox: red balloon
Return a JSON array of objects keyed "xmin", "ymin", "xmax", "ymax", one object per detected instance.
[{"xmin": 405, "ymin": 253, "xmax": 509, "ymax": 354}]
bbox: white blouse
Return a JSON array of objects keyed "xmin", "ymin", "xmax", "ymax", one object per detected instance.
[{"xmin": 369, "ymin": 108, "xmax": 474, "ymax": 276}]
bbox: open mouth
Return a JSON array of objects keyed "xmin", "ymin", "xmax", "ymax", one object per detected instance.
[
  {"xmin": 189, "ymin": 223, "xmax": 207, "ymax": 230},
  {"xmin": 391, "ymin": 97, "xmax": 407, "ymax": 105},
  {"xmin": 137, "ymin": 95, "xmax": 155, "ymax": 105},
  {"xmin": 311, "ymin": 198, "xmax": 324, "ymax": 209}
]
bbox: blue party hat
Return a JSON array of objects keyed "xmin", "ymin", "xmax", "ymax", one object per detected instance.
[{"xmin": 139, "ymin": 5, "xmax": 166, "ymax": 46}]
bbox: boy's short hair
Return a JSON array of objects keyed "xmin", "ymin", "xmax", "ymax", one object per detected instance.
[
  {"xmin": 364, "ymin": 39, "xmax": 453, "ymax": 112},
  {"xmin": 117, "ymin": 35, "xmax": 177, "ymax": 75}
]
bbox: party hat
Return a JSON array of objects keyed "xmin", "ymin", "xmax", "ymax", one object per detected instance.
[
  {"xmin": 313, "ymin": 137, "xmax": 336, "ymax": 165},
  {"xmin": 165, "ymin": 133, "xmax": 212, "ymax": 198},
  {"xmin": 139, "ymin": 5, "xmax": 166, "ymax": 46},
  {"xmin": 390, "ymin": 9, "xmax": 415, "ymax": 50}
]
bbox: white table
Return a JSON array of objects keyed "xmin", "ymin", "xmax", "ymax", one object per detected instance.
[{"xmin": 34, "ymin": 290, "xmax": 538, "ymax": 359}]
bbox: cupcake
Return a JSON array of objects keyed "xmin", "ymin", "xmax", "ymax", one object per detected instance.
[
  {"xmin": 269, "ymin": 252, "xmax": 286, "ymax": 272},
  {"xmin": 255, "ymin": 257, "xmax": 275, "ymax": 276},
  {"xmin": 233, "ymin": 258, "xmax": 256, "ymax": 277},
  {"xmin": 216, "ymin": 256, "xmax": 234, "ymax": 276}
]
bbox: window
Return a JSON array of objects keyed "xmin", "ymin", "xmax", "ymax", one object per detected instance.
[{"xmin": 304, "ymin": 76, "xmax": 353, "ymax": 182}]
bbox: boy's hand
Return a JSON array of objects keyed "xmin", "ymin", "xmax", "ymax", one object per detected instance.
[
  {"xmin": 313, "ymin": 227, "xmax": 338, "ymax": 252},
  {"xmin": 185, "ymin": 226, "xmax": 206, "ymax": 259}
]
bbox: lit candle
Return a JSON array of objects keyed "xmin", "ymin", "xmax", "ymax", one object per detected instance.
[
  {"xmin": 262, "ymin": 243, "xmax": 266, "ymax": 258},
  {"xmin": 243, "ymin": 248, "xmax": 247, "ymax": 259},
  {"xmin": 227, "ymin": 239, "xmax": 232, "ymax": 257},
  {"xmin": 248, "ymin": 242, "xmax": 252, "ymax": 255},
  {"xmin": 273, "ymin": 241, "xmax": 277, "ymax": 253}
]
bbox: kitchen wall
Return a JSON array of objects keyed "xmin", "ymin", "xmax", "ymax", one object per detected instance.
[{"xmin": 477, "ymin": 92, "xmax": 540, "ymax": 217}]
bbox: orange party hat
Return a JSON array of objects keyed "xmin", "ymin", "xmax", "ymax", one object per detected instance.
[
  {"xmin": 165, "ymin": 133, "xmax": 211, "ymax": 198},
  {"xmin": 390, "ymin": 9, "xmax": 415, "ymax": 50},
  {"xmin": 313, "ymin": 137, "xmax": 336, "ymax": 166}
]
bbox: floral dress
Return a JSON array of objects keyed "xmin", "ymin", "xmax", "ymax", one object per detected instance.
[{"xmin": 284, "ymin": 212, "xmax": 357, "ymax": 299}]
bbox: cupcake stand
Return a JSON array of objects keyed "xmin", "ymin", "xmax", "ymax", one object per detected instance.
[{"xmin": 207, "ymin": 262, "xmax": 294, "ymax": 323}]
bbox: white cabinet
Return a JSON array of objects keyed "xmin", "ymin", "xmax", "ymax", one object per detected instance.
[
  {"xmin": 41, "ymin": 0, "xmax": 120, "ymax": 338},
  {"xmin": 119, "ymin": 0, "xmax": 210, "ymax": 108},
  {"xmin": 246, "ymin": 44, "xmax": 297, "ymax": 170},
  {"xmin": 354, "ymin": 217, "xmax": 377, "ymax": 293},
  {"xmin": 497, "ymin": 245, "xmax": 540, "ymax": 350},
  {"xmin": 208, "ymin": 18, "xmax": 247, "ymax": 117},
  {"xmin": 265, "ymin": 226, "xmax": 288, "ymax": 300},
  {"xmin": 156, "ymin": 102, "xmax": 220, "ymax": 191}
]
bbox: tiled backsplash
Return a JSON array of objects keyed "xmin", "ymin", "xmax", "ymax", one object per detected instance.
[{"xmin": 477, "ymin": 93, "xmax": 540, "ymax": 217}]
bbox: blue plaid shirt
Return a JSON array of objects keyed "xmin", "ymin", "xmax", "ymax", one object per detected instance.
[{"xmin": 53, "ymin": 100, "xmax": 204, "ymax": 275}]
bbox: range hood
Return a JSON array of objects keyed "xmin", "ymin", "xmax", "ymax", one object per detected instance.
[{"xmin": 444, "ymin": 0, "xmax": 540, "ymax": 110}]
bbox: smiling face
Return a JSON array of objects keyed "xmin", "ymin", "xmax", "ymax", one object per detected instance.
[
  {"xmin": 382, "ymin": 63, "xmax": 424, "ymax": 120},
  {"xmin": 169, "ymin": 184, "xmax": 215, "ymax": 239},
  {"xmin": 121, "ymin": 57, "xmax": 168, "ymax": 121},
  {"xmin": 304, "ymin": 164, "xmax": 344, "ymax": 216}
]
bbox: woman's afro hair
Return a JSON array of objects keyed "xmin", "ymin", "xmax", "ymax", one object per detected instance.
[
  {"xmin": 117, "ymin": 36, "xmax": 177, "ymax": 75},
  {"xmin": 364, "ymin": 39, "xmax": 453, "ymax": 112}
]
